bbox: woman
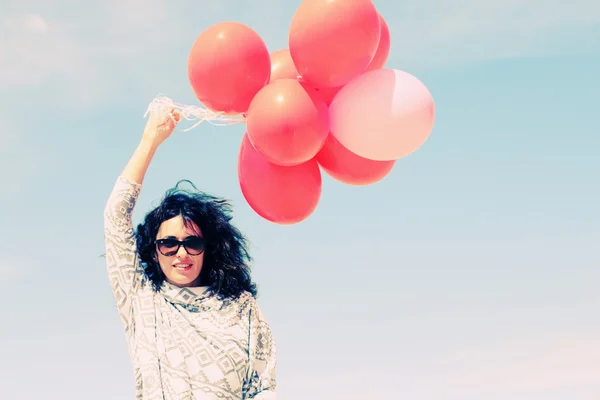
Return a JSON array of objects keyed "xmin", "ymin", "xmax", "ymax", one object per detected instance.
[{"xmin": 103, "ymin": 108, "xmax": 276, "ymax": 399}]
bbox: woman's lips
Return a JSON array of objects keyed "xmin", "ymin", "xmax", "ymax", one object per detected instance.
[{"xmin": 173, "ymin": 263, "xmax": 192, "ymax": 271}]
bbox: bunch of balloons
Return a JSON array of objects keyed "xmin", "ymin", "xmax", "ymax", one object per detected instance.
[{"xmin": 185, "ymin": 0, "xmax": 435, "ymax": 225}]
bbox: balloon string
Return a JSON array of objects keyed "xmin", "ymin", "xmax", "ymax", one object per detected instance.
[{"xmin": 144, "ymin": 95, "xmax": 246, "ymax": 131}]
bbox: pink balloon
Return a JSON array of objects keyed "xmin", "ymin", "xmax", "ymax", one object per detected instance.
[{"xmin": 329, "ymin": 69, "xmax": 435, "ymax": 161}]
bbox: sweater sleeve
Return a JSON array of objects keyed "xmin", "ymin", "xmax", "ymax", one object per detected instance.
[
  {"xmin": 103, "ymin": 176, "xmax": 144, "ymax": 328},
  {"xmin": 244, "ymin": 299, "xmax": 277, "ymax": 399}
]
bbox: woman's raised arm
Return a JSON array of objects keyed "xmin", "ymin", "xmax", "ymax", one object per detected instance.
[{"xmin": 103, "ymin": 108, "xmax": 181, "ymax": 328}]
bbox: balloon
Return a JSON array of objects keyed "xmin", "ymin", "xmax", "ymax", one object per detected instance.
[
  {"xmin": 238, "ymin": 134, "xmax": 322, "ymax": 224},
  {"xmin": 365, "ymin": 15, "xmax": 391, "ymax": 71},
  {"xmin": 313, "ymin": 85, "xmax": 342, "ymax": 105},
  {"xmin": 289, "ymin": 0, "xmax": 380, "ymax": 88},
  {"xmin": 268, "ymin": 49, "xmax": 343, "ymax": 106},
  {"xmin": 269, "ymin": 49, "xmax": 341, "ymax": 105},
  {"xmin": 269, "ymin": 49, "xmax": 299, "ymax": 82},
  {"xmin": 246, "ymin": 78, "xmax": 330, "ymax": 166},
  {"xmin": 188, "ymin": 22, "xmax": 271, "ymax": 114},
  {"xmin": 316, "ymin": 134, "xmax": 396, "ymax": 186},
  {"xmin": 329, "ymin": 69, "xmax": 435, "ymax": 161}
]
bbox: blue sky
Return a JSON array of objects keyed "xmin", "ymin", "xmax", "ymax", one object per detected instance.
[{"xmin": 1, "ymin": 0, "xmax": 599, "ymax": 399}]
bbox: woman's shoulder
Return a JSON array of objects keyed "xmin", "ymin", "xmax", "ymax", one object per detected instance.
[
  {"xmin": 232, "ymin": 290, "xmax": 258, "ymax": 306},
  {"xmin": 223, "ymin": 290, "xmax": 260, "ymax": 315}
]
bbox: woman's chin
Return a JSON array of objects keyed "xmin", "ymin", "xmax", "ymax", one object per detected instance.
[{"xmin": 166, "ymin": 274, "xmax": 201, "ymax": 288}]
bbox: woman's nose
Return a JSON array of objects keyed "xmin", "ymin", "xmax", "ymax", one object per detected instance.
[{"xmin": 176, "ymin": 245, "xmax": 189, "ymax": 257}]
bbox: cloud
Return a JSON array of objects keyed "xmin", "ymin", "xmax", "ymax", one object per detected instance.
[
  {"xmin": 287, "ymin": 332, "xmax": 600, "ymax": 399},
  {"xmin": 385, "ymin": 0, "xmax": 600, "ymax": 67},
  {"xmin": 22, "ymin": 13, "xmax": 48, "ymax": 33},
  {"xmin": 0, "ymin": 117, "xmax": 40, "ymax": 192},
  {"xmin": 0, "ymin": 0, "xmax": 599, "ymax": 109},
  {"xmin": 0, "ymin": 258, "xmax": 21, "ymax": 282},
  {"xmin": 0, "ymin": 0, "xmax": 190, "ymax": 107},
  {"xmin": 435, "ymin": 332, "xmax": 600, "ymax": 395},
  {"xmin": 0, "ymin": 0, "xmax": 594, "ymax": 187},
  {"xmin": 0, "ymin": 13, "xmax": 79, "ymax": 88}
]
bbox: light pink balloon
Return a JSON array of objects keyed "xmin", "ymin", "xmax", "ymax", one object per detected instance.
[{"xmin": 329, "ymin": 69, "xmax": 435, "ymax": 161}]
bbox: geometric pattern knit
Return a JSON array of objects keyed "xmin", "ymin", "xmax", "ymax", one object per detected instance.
[{"xmin": 103, "ymin": 177, "xmax": 277, "ymax": 400}]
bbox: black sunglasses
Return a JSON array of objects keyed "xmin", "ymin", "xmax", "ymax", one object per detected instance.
[{"xmin": 155, "ymin": 236, "xmax": 206, "ymax": 257}]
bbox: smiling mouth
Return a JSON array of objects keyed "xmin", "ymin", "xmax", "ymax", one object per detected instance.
[{"xmin": 174, "ymin": 264, "xmax": 192, "ymax": 271}]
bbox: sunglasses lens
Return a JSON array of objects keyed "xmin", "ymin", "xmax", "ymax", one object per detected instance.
[
  {"xmin": 183, "ymin": 237, "xmax": 205, "ymax": 255},
  {"xmin": 158, "ymin": 239, "xmax": 179, "ymax": 256}
]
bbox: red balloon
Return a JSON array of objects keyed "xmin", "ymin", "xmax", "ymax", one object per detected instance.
[
  {"xmin": 188, "ymin": 22, "xmax": 271, "ymax": 114},
  {"xmin": 269, "ymin": 48, "xmax": 343, "ymax": 105},
  {"xmin": 238, "ymin": 134, "xmax": 322, "ymax": 224},
  {"xmin": 316, "ymin": 134, "xmax": 395, "ymax": 186},
  {"xmin": 289, "ymin": 0, "xmax": 381, "ymax": 88},
  {"xmin": 366, "ymin": 15, "xmax": 391, "ymax": 71},
  {"xmin": 313, "ymin": 85, "xmax": 342, "ymax": 105},
  {"xmin": 269, "ymin": 49, "xmax": 300, "ymax": 82},
  {"xmin": 246, "ymin": 78, "xmax": 330, "ymax": 166}
]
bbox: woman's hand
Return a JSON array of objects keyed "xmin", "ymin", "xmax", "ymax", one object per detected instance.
[
  {"xmin": 120, "ymin": 107, "xmax": 182, "ymax": 185},
  {"xmin": 142, "ymin": 107, "xmax": 182, "ymax": 147}
]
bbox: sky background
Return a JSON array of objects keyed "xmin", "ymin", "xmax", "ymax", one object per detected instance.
[{"xmin": 1, "ymin": 0, "xmax": 599, "ymax": 399}]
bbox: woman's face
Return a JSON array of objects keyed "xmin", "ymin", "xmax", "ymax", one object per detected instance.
[{"xmin": 154, "ymin": 215, "xmax": 205, "ymax": 287}]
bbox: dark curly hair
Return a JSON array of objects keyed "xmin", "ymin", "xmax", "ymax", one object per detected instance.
[{"xmin": 135, "ymin": 180, "xmax": 257, "ymax": 299}]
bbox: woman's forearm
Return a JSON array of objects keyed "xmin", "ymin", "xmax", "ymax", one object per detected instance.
[{"xmin": 120, "ymin": 138, "xmax": 161, "ymax": 185}]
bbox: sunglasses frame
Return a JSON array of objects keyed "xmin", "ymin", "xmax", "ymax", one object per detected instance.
[{"xmin": 155, "ymin": 236, "xmax": 206, "ymax": 257}]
